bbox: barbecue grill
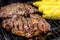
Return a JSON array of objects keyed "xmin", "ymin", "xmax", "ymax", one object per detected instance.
[{"xmin": 0, "ymin": 0, "xmax": 60, "ymax": 40}]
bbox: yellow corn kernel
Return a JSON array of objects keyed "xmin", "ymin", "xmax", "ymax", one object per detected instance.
[
  {"xmin": 33, "ymin": 1, "xmax": 42, "ymax": 7},
  {"xmin": 42, "ymin": 0, "xmax": 57, "ymax": 2},
  {"xmin": 57, "ymin": 0, "xmax": 60, "ymax": 1}
]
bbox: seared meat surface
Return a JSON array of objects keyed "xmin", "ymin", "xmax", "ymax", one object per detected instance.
[
  {"xmin": 2, "ymin": 14, "xmax": 50, "ymax": 38},
  {"xmin": 0, "ymin": 3, "xmax": 38, "ymax": 18}
]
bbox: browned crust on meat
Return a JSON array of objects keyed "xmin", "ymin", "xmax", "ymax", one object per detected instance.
[
  {"xmin": 0, "ymin": 3, "xmax": 38, "ymax": 18},
  {"xmin": 2, "ymin": 14, "xmax": 50, "ymax": 38}
]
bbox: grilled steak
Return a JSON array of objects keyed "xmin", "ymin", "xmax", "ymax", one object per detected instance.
[
  {"xmin": 0, "ymin": 3, "xmax": 38, "ymax": 18},
  {"xmin": 2, "ymin": 14, "xmax": 50, "ymax": 38}
]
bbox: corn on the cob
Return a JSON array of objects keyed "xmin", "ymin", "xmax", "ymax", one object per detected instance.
[
  {"xmin": 33, "ymin": 2, "xmax": 60, "ymax": 7},
  {"xmin": 42, "ymin": 5, "xmax": 60, "ymax": 20},
  {"xmin": 33, "ymin": 1, "xmax": 60, "ymax": 20}
]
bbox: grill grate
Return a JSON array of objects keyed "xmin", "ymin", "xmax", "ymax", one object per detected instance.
[
  {"xmin": 46, "ymin": 29, "xmax": 60, "ymax": 40},
  {"xmin": 0, "ymin": 0, "xmax": 60, "ymax": 40},
  {"xmin": 0, "ymin": 20, "xmax": 60, "ymax": 40},
  {"xmin": 46, "ymin": 20, "xmax": 60, "ymax": 40}
]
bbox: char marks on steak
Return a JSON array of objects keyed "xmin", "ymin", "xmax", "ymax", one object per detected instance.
[
  {"xmin": 2, "ymin": 14, "xmax": 50, "ymax": 38},
  {"xmin": 0, "ymin": 3, "xmax": 38, "ymax": 18}
]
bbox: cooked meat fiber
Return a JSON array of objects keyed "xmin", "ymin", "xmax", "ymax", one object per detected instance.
[
  {"xmin": 2, "ymin": 14, "xmax": 50, "ymax": 38},
  {"xmin": 0, "ymin": 3, "xmax": 38, "ymax": 18},
  {"xmin": 30, "ymin": 14, "xmax": 51, "ymax": 33}
]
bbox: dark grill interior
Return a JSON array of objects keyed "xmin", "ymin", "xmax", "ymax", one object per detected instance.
[
  {"xmin": 46, "ymin": 20, "xmax": 60, "ymax": 40},
  {"xmin": 0, "ymin": 0, "xmax": 60, "ymax": 40}
]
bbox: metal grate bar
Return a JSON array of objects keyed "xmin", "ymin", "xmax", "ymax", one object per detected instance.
[
  {"xmin": 57, "ymin": 30, "xmax": 60, "ymax": 35},
  {"xmin": 0, "ymin": 28, "xmax": 14, "ymax": 40},
  {"xmin": 48, "ymin": 21, "xmax": 58, "ymax": 31},
  {"xmin": 53, "ymin": 31, "xmax": 60, "ymax": 37},
  {"xmin": 47, "ymin": 36, "xmax": 52, "ymax": 40},
  {"xmin": 52, "ymin": 21, "xmax": 60, "ymax": 27},
  {"xmin": 51, "ymin": 33, "xmax": 56, "ymax": 39},
  {"xmin": 46, "ymin": 20, "xmax": 60, "ymax": 40},
  {"xmin": 47, "ymin": 21, "xmax": 56, "ymax": 28},
  {"xmin": 53, "ymin": 21, "xmax": 60, "ymax": 28},
  {"xmin": 10, "ymin": 33, "xmax": 17, "ymax": 40},
  {"xmin": 1, "ymin": 29, "xmax": 9, "ymax": 40},
  {"xmin": 0, "ymin": 28, "xmax": 5, "ymax": 40}
]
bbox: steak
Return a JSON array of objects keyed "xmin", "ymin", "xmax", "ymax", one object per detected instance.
[
  {"xmin": 0, "ymin": 3, "xmax": 38, "ymax": 18},
  {"xmin": 2, "ymin": 14, "xmax": 50, "ymax": 38}
]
